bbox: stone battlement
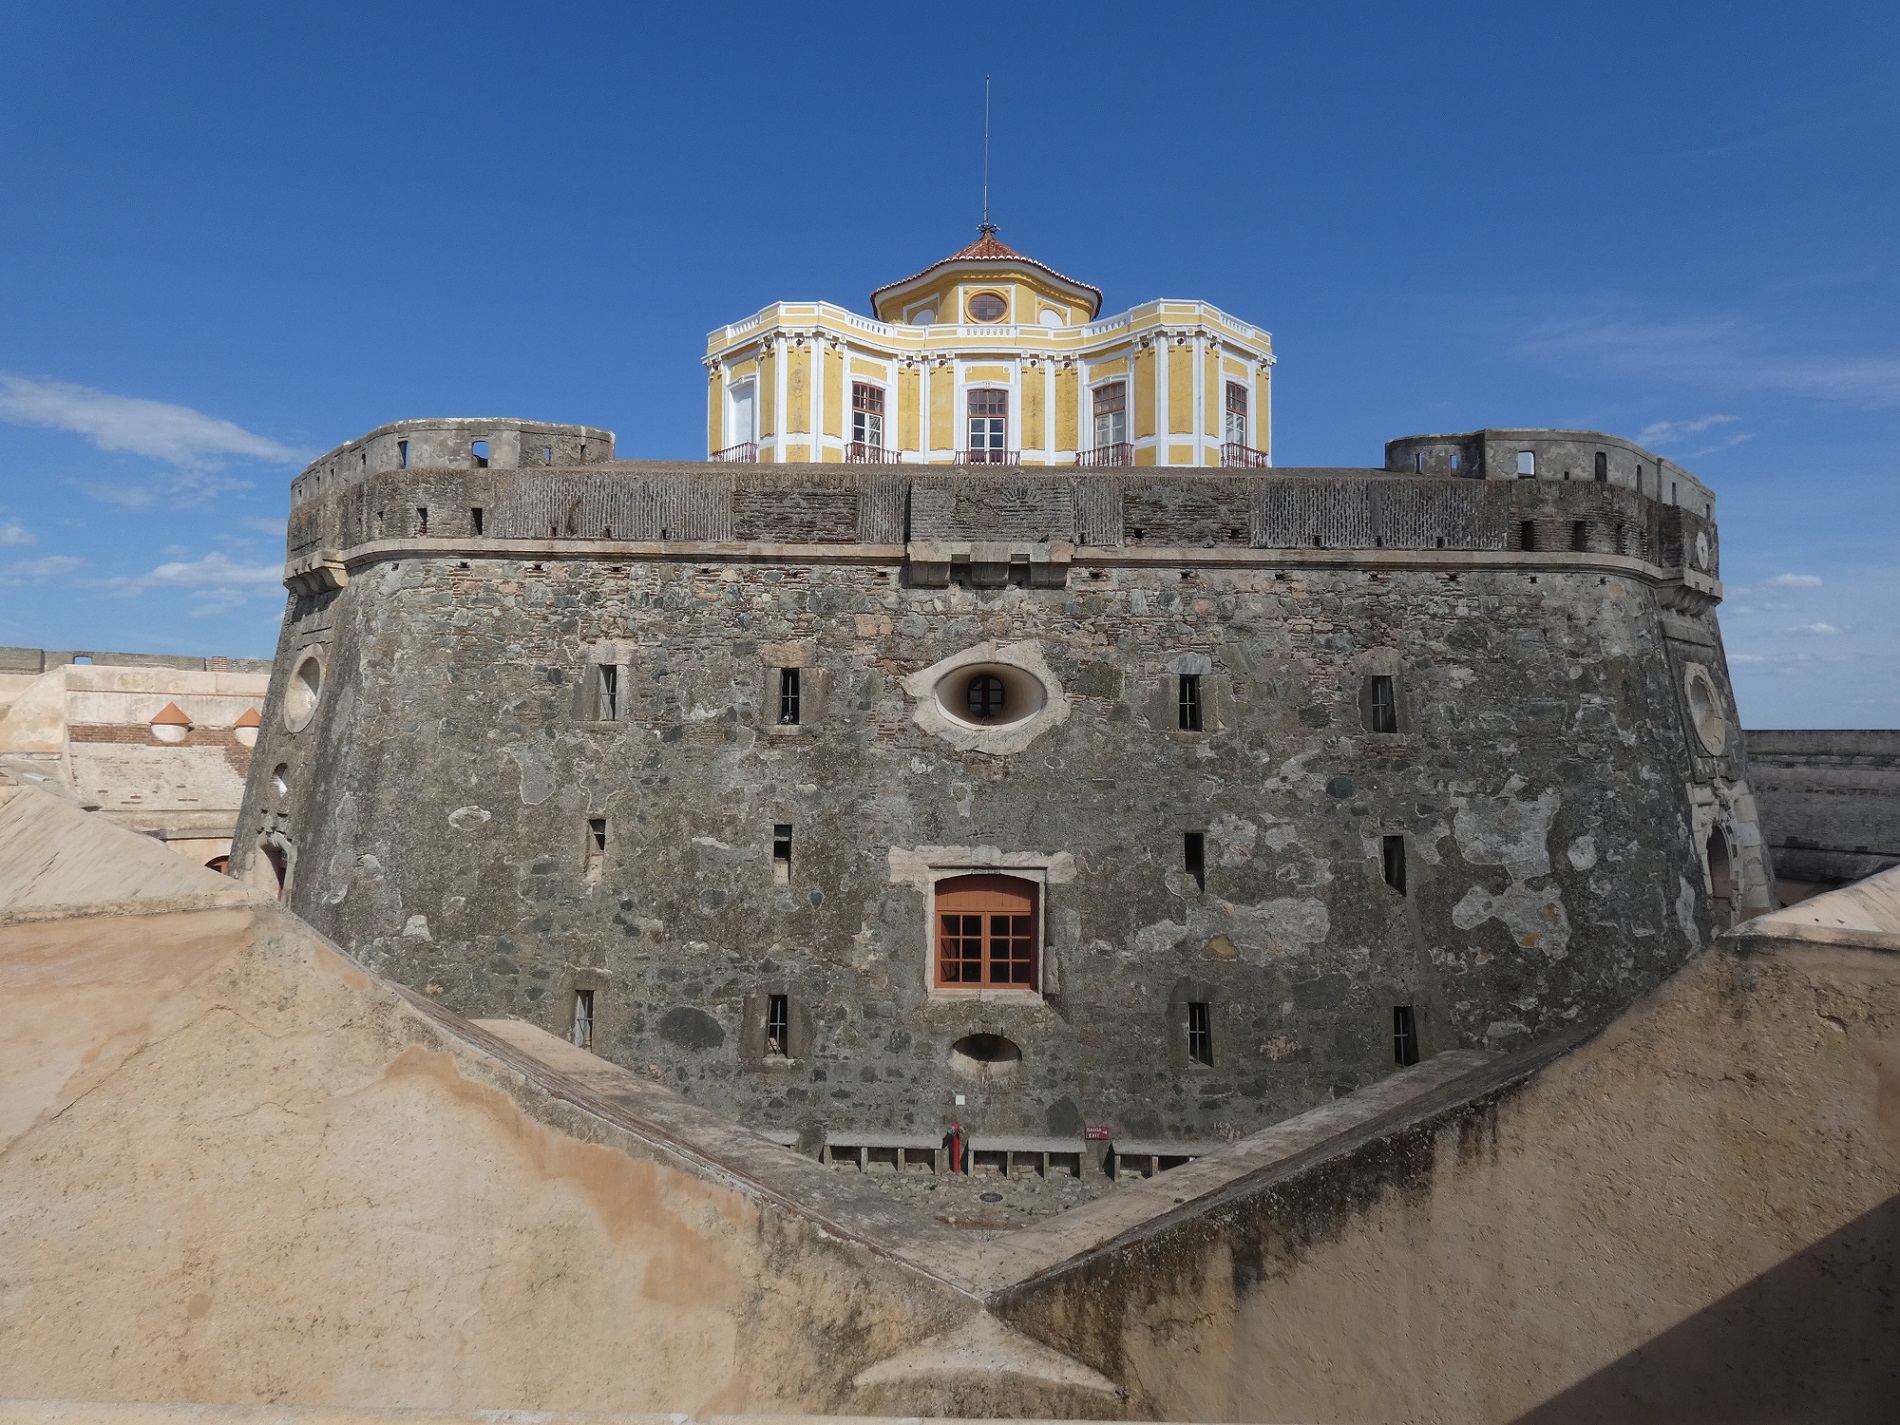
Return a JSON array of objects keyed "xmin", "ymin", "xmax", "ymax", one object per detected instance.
[{"xmin": 285, "ymin": 459, "xmax": 1721, "ymax": 589}]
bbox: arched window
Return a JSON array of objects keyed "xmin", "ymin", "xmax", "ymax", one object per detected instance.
[{"xmin": 935, "ymin": 874, "xmax": 1038, "ymax": 989}]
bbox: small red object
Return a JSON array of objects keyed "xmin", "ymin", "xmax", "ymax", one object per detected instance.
[{"xmin": 1084, "ymin": 1126, "xmax": 1111, "ymax": 1140}]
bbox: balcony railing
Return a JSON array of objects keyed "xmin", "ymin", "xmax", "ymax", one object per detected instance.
[
  {"xmin": 1221, "ymin": 442, "xmax": 1271, "ymax": 469},
  {"xmin": 711, "ymin": 441, "xmax": 757, "ymax": 463},
  {"xmin": 1077, "ymin": 443, "xmax": 1133, "ymax": 468},
  {"xmin": 956, "ymin": 449, "xmax": 1021, "ymax": 465},
  {"xmin": 846, "ymin": 442, "xmax": 903, "ymax": 464}
]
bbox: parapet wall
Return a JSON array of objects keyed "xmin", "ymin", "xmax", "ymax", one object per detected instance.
[
  {"xmin": 284, "ymin": 462, "xmax": 1721, "ymax": 582},
  {"xmin": 1385, "ymin": 427, "xmax": 1717, "ymax": 517}
]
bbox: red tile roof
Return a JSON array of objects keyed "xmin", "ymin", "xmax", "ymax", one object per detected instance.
[{"xmin": 870, "ymin": 227, "xmax": 1103, "ymax": 319}]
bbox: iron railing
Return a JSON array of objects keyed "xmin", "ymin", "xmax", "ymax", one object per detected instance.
[
  {"xmin": 1221, "ymin": 442, "xmax": 1271, "ymax": 469},
  {"xmin": 846, "ymin": 442, "xmax": 903, "ymax": 464},
  {"xmin": 956, "ymin": 449, "xmax": 1021, "ymax": 465},
  {"xmin": 1077, "ymin": 443, "xmax": 1134, "ymax": 468},
  {"xmin": 710, "ymin": 441, "xmax": 757, "ymax": 463}
]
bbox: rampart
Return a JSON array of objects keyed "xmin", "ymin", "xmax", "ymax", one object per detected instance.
[{"xmin": 233, "ymin": 421, "xmax": 1766, "ymax": 1151}]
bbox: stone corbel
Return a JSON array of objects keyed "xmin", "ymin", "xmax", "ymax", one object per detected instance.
[
  {"xmin": 905, "ymin": 541, "xmax": 1074, "ymax": 590},
  {"xmin": 284, "ymin": 551, "xmax": 348, "ymax": 597}
]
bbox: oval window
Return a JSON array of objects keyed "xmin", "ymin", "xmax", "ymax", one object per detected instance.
[
  {"xmin": 1684, "ymin": 666, "xmax": 1726, "ymax": 754},
  {"xmin": 967, "ymin": 291, "xmax": 1007, "ymax": 322},
  {"xmin": 284, "ymin": 652, "xmax": 324, "ymax": 732},
  {"xmin": 935, "ymin": 663, "xmax": 1046, "ymax": 729}
]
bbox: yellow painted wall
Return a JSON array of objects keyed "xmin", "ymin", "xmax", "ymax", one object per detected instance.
[
  {"xmin": 929, "ymin": 371, "xmax": 953, "ymax": 450},
  {"xmin": 1134, "ymin": 350, "xmax": 1157, "ymax": 439},
  {"xmin": 788, "ymin": 346, "xmax": 809, "ymax": 435},
  {"xmin": 706, "ymin": 370, "xmax": 722, "ymax": 452},
  {"xmin": 965, "ymin": 364, "xmax": 1009, "ymax": 382},
  {"xmin": 1135, "ymin": 444, "xmax": 1156, "ymax": 466},
  {"xmin": 1024, "ymin": 369, "xmax": 1044, "ymax": 451},
  {"xmin": 759, "ymin": 349, "xmax": 776, "ymax": 438},
  {"xmin": 850, "ymin": 358, "xmax": 883, "ymax": 380},
  {"xmin": 1090, "ymin": 357, "xmax": 1129, "ymax": 379},
  {"xmin": 1168, "ymin": 345, "xmax": 1193, "ymax": 434},
  {"xmin": 1055, "ymin": 368, "xmax": 1078, "ymax": 451},
  {"xmin": 1203, "ymin": 349, "xmax": 1219, "ymax": 436},
  {"xmin": 1255, "ymin": 369, "xmax": 1271, "ymax": 457},
  {"xmin": 823, "ymin": 348, "xmax": 843, "ymax": 438},
  {"xmin": 1168, "ymin": 444, "xmax": 1194, "ymax": 466},
  {"xmin": 899, "ymin": 368, "xmax": 920, "ymax": 451},
  {"xmin": 784, "ymin": 442, "xmax": 810, "ymax": 462}
]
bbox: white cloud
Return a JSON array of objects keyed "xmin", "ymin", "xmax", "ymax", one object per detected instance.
[
  {"xmin": 0, "ymin": 520, "xmax": 32, "ymax": 546},
  {"xmin": 1524, "ymin": 313, "xmax": 1900, "ymax": 406},
  {"xmin": 1638, "ymin": 414, "xmax": 1738, "ymax": 446},
  {"xmin": 0, "ymin": 554, "xmax": 82, "ymax": 584},
  {"xmin": 1765, "ymin": 573, "xmax": 1823, "ymax": 588},
  {"xmin": 118, "ymin": 550, "xmax": 285, "ymax": 595},
  {"xmin": 1729, "ymin": 653, "xmax": 1766, "ymax": 664},
  {"xmin": 1792, "ymin": 623, "xmax": 1844, "ymax": 635},
  {"xmin": 0, "ymin": 374, "xmax": 308, "ymax": 468}
]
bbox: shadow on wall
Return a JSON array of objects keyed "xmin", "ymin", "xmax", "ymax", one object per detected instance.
[{"xmin": 1515, "ymin": 1193, "xmax": 1899, "ymax": 1425}]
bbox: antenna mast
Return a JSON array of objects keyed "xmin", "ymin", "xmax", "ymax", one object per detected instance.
[{"xmin": 980, "ymin": 75, "xmax": 994, "ymax": 235}]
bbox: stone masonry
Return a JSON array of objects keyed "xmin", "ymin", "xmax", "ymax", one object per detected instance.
[{"xmin": 231, "ymin": 420, "xmax": 1771, "ymax": 1147}]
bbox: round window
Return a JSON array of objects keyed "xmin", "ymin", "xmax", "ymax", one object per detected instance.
[
  {"xmin": 283, "ymin": 652, "xmax": 324, "ymax": 732},
  {"xmin": 1684, "ymin": 666, "xmax": 1726, "ymax": 755},
  {"xmin": 936, "ymin": 664, "xmax": 1045, "ymax": 729},
  {"xmin": 967, "ymin": 291, "xmax": 1007, "ymax": 322}
]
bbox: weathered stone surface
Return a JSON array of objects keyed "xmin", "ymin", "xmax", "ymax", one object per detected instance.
[{"xmin": 233, "ymin": 436, "xmax": 1770, "ymax": 1149}]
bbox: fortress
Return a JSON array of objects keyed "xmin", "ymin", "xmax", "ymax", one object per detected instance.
[{"xmin": 230, "ymin": 234, "xmax": 1772, "ymax": 1153}]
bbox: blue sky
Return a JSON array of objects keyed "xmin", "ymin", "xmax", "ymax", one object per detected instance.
[{"xmin": 0, "ymin": 2, "xmax": 1894, "ymax": 727}]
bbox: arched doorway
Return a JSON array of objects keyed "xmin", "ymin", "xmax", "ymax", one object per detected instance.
[
  {"xmin": 1706, "ymin": 828, "xmax": 1733, "ymax": 929},
  {"xmin": 934, "ymin": 874, "xmax": 1038, "ymax": 989}
]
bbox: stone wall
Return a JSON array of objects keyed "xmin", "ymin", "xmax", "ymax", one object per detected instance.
[
  {"xmin": 1746, "ymin": 728, "xmax": 1900, "ymax": 900},
  {"xmin": 234, "ymin": 444, "xmax": 1766, "ymax": 1148}
]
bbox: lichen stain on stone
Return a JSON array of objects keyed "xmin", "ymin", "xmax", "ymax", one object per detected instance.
[
  {"xmin": 1452, "ymin": 882, "xmax": 1572, "ymax": 961},
  {"xmin": 378, "ymin": 1044, "xmax": 745, "ymax": 1307},
  {"xmin": 1452, "ymin": 781, "xmax": 1562, "ymax": 879},
  {"xmin": 511, "ymin": 745, "xmax": 556, "ymax": 805}
]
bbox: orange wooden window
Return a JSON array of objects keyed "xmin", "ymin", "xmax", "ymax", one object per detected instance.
[{"xmin": 935, "ymin": 874, "xmax": 1038, "ymax": 989}]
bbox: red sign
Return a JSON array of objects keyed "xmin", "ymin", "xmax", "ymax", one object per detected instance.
[{"xmin": 1084, "ymin": 1127, "xmax": 1111, "ymax": 1140}]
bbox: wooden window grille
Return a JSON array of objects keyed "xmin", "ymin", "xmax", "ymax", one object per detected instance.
[
  {"xmin": 1223, "ymin": 381, "xmax": 1247, "ymax": 447},
  {"xmin": 1178, "ymin": 673, "xmax": 1204, "ymax": 732},
  {"xmin": 851, "ymin": 382, "xmax": 884, "ymax": 451},
  {"xmin": 967, "ymin": 388, "xmax": 1009, "ymax": 461},
  {"xmin": 1092, "ymin": 381, "xmax": 1127, "ymax": 454},
  {"xmin": 968, "ymin": 291, "xmax": 1006, "ymax": 322},
  {"xmin": 1186, "ymin": 1001, "xmax": 1213, "ymax": 1066},
  {"xmin": 934, "ymin": 874, "xmax": 1038, "ymax": 989},
  {"xmin": 967, "ymin": 674, "xmax": 1005, "ymax": 718}
]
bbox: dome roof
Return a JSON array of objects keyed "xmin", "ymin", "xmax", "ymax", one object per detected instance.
[{"xmin": 149, "ymin": 702, "xmax": 191, "ymax": 726}]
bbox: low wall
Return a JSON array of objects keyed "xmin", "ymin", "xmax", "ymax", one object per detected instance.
[{"xmin": 995, "ymin": 871, "xmax": 1900, "ymax": 1423}]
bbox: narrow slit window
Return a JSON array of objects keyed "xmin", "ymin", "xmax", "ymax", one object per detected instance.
[
  {"xmin": 1367, "ymin": 675, "xmax": 1398, "ymax": 734},
  {"xmin": 765, "ymin": 994, "xmax": 790, "ymax": 1058},
  {"xmin": 1393, "ymin": 1005, "xmax": 1420, "ymax": 1066},
  {"xmin": 1178, "ymin": 673, "xmax": 1204, "ymax": 732},
  {"xmin": 1571, "ymin": 520, "xmax": 1589, "ymax": 552},
  {"xmin": 772, "ymin": 823, "xmax": 792, "ymax": 885},
  {"xmin": 1413, "ymin": 451, "xmax": 1423, "ymax": 472},
  {"xmin": 398, "ymin": 439, "xmax": 409, "ymax": 469},
  {"xmin": 1186, "ymin": 1001, "xmax": 1213, "ymax": 1066},
  {"xmin": 1520, "ymin": 520, "xmax": 1538, "ymax": 551},
  {"xmin": 471, "ymin": 439, "xmax": 489, "ymax": 468},
  {"xmin": 778, "ymin": 667, "xmax": 801, "ymax": 725},
  {"xmin": 471, "ymin": 506, "xmax": 484, "ymax": 535},
  {"xmin": 1593, "ymin": 451, "xmax": 1608, "ymax": 481},
  {"xmin": 585, "ymin": 817, "xmax": 607, "ymax": 879},
  {"xmin": 1449, "ymin": 450, "xmax": 1460, "ymax": 472},
  {"xmin": 1382, "ymin": 834, "xmax": 1407, "ymax": 894},
  {"xmin": 594, "ymin": 664, "xmax": 619, "ymax": 721},
  {"xmin": 416, "ymin": 506, "xmax": 429, "ymax": 536},
  {"xmin": 572, "ymin": 989, "xmax": 594, "ymax": 1050},
  {"xmin": 1184, "ymin": 831, "xmax": 1206, "ymax": 891},
  {"xmin": 543, "ymin": 446, "xmax": 553, "ymax": 464}
]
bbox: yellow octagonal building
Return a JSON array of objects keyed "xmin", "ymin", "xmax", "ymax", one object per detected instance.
[{"xmin": 705, "ymin": 227, "xmax": 1274, "ymax": 468}]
